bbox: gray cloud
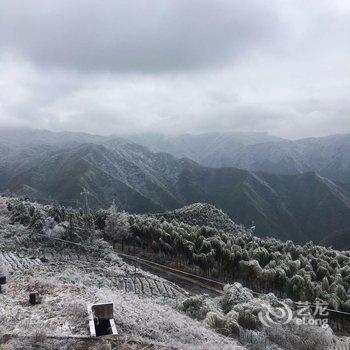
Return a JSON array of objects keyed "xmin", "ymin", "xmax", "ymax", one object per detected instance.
[
  {"xmin": 0, "ymin": 0, "xmax": 350, "ymax": 139},
  {"xmin": 0, "ymin": 0, "xmax": 281, "ymax": 73}
]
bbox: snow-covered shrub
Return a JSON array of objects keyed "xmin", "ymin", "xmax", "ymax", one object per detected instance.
[
  {"xmin": 47, "ymin": 203, "xmax": 66, "ymax": 223},
  {"xmin": 203, "ymin": 311, "xmax": 226, "ymax": 329},
  {"xmin": 236, "ymin": 307, "xmax": 261, "ymax": 330},
  {"xmin": 181, "ymin": 294, "xmax": 214, "ymax": 320},
  {"xmin": 225, "ymin": 310, "xmax": 240, "ymax": 335},
  {"xmin": 8, "ymin": 199, "xmax": 32, "ymax": 226},
  {"xmin": 266, "ymin": 320, "xmax": 336, "ymax": 350},
  {"xmin": 94, "ymin": 209, "xmax": 108, "ymax": 230},
  {"xmin": 181, "ymin": 281, "xmax": 337, "ymax": 350},
  {"xmin": 42, "ymin": 217, "xmax": 57, "ymax": 236},
  {"xmin": 221, "ymin": 283, "xmax": 254, "ymax": 313},
  {"xmin": 29, "ymin": 211, "xmax": 45, "ymax": 233}
]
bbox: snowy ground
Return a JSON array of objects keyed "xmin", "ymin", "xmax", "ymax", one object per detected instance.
[{"xmin": 0, "ymin": 198, "xmax": 245, "ymax": 349}]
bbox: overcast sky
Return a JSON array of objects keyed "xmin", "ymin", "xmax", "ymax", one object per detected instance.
[{"xmin": 0, "ymin": 0, "xmax": 349, "ymax": 139}]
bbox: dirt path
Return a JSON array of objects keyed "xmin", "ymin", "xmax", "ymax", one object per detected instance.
[{"xmin": 117, "ymin": 252, "xmax": 224, "ymax": 297}]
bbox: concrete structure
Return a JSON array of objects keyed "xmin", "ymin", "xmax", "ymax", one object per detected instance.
[{"xmin": 87, "ymin": 303, "xmax": 118, "ymax": 337}]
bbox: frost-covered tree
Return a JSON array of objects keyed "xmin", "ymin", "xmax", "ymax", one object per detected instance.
[
  {"xmin": 104, "ymin": 202, "xmax": 130, "ymax": 250},
  {"xmin": 94, "ymin": 209, "xmax": 108, "ymax": 230},
  {"xmin": 76, "ymin": 213, "xmax": 95, "ymax": 242},
  {"xmin": 62, "ymin": 211, "xmax": 95, "ymax": 242},
  {"xmin": 8, "ymin": 200, "xmax": 31, "ymax": 225},
  {"xmin": 48, "ymin": 203, "xmax": 66, "ymax": 223},
  {"xmin": 28, "ymin": 208, "xmax": 46, "ymax": 233}
]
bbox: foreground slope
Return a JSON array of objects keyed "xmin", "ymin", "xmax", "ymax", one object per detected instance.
[
  {"xmin": 3, "ymin": 197, "xmax": 348, "ymax": 350},
  {"xmin": 0, "ymin": 198, "xmax": 243, "ymax": 350}
]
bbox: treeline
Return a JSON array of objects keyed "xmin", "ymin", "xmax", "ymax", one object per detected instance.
[
  {"xmin": 154, "ymin": 203, "xmax": 246, "ymax": 234},
  {"xmin": 7, "ymin": 198, "xmax": 350, "ymax": 312},
  {"xmin": 127, "ymin": 215, "xmax": 350, "ymax": 312},
  {"xmin": 7, "ymin": 198, "xmax": 96, "ymax": 243}
]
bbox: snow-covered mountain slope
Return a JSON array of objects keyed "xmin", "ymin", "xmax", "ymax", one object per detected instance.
[
  {"xmin": 155, "ymin": 203, "xmax": 246, "ymax": 234},
  {"xmin": 0, "ymin": 198, "xmax": 244, "ymax": 350},
  {"xmin": 120, "ymin": 131, "xmax": 283, "ymax": 165},
  {"xmin": 1, "ymin": 128, "xmax": 350, "ymax": 183},
  {"xmin": 123, "ymin": 132, "xmax": 350, "ymax": 184},
  {"xmin": 2, "ymin": 139, "xmax": 350, "ymax": 243}
]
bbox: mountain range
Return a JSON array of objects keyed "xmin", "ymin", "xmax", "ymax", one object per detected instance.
[
  {"xmin": 1, "ymin": 127, "xmax": 350, "ymax": 244},
  {"xmin": 124, "ymin": 132, "xmax": 350, "ymax": 184},
  {"xmin": 3, "ymin": 127, "xmax": 350, "ymax": 183}
]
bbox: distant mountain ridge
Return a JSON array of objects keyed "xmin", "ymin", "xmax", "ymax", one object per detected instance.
[
  {"xmin": 2, "ymin": 127, "xmax": 349, "ymax": 183},
  {"xmin": 123, "ymin": 132, "xmax": 350, "ymax": 184},
  {"xmin": 1, "ymin": 128, "xmax": 350, "ymax": 243},
  {"xmin": 122, "ymin": 131, "xmax": 283, "ymax": 164},
  {"xmin": 320, "ymin": 228, "xmax": 350, "ymax": 251}
]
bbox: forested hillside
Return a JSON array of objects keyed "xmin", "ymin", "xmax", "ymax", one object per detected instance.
[
  {"xmin": 7, "ymin": 197, "xmax": 350, "ymax": 313},
  {"xmin": 3, "ymin": 197, "xmax": 348, "ymax": 350},
  {"xmin": 0, "ymin": 198, "xmax": 350, "ymax": 350},
  {"xmin": 0, "ymin": 133, "xmax": 350, "ymax": 242},
  {"xmin": 1, "ymin": 129, "xmax": 350, "ymax": 243},
  {"xmin": 155, "ymin": 203, "xmax": 244, "ymax": 234},
  {"xmin": 1, "ymin": 197, "xmax": 243, "ymax": 350}
]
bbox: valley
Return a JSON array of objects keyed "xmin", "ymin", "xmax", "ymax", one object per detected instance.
[{"xmin": 1, "ymin": 128, "xmax": 350, "ymax": 244}]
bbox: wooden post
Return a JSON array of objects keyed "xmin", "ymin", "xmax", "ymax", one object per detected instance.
[
  {"xmin": 29, "ymin": 292, "xmax": 41, "ymax": 305},
  {"xmin": 0, "ymin": 275, "xmax": 6, "ymax": 293}
]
